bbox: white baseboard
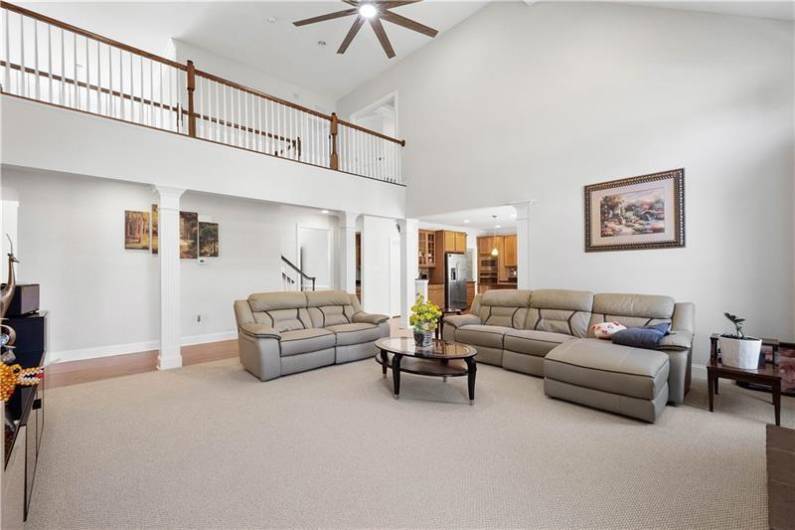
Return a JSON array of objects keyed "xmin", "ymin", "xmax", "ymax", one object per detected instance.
[{"xmin": 46, "ymin": 330, "xmax": 238, "ymax": 366}]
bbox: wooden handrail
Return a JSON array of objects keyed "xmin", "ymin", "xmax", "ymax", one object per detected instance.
[
  {"xmin": 0, "ymin": 1, "xmax": 186, "ymax": 71},
  {"xmin": 1, "ymin": 0, "xmax": 406, "ymax": 147}
]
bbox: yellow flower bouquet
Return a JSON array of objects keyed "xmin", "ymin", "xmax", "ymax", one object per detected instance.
[{"xmin": 409, "ymin": 294, "xmax": 442, "ymax": 347}]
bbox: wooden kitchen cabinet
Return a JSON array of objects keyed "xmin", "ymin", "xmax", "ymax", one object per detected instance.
[
  {"xmin": 418, "ymin": 230, "xmax": 436, "ymax": 268},
  {"xmin": 428, "ymin": 283, "xmax": 444, "ymax": 309},
  {"xmin": 466, "ymin": 281, "xmax": 476, "ymax": 308},
  {"xmin": 430, "ymin": 230, "xmax": 467, "ymax": 284},
  {"xmin": 454, "ymin": 232, "xmax": 466, "ymax": 252},
  {"xmin": 503, "ymin": 235, "xmax": 517, "ymax": 267},
  {"xmin": 496, "ymin": 237, "xmax": 508, "ymax": 282}
]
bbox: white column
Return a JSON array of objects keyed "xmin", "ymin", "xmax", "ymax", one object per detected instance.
[
  {"xmin": 514, "ymin": 202, "xmax": 533, "ymax": 290},
  {"xmin": 336, "ymin": 211, "xmax": 358, "ymax": 294},
  {"xmin": 155, "ymin": 186, "xmax": 185, "ymax": 370},
  {"xmin": 399, "ymin": 218, "xmax": 419, "ymax": 328}
]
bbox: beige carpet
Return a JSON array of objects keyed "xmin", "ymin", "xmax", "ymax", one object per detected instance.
[{"xmin": 26, "ymin": 358, "xmax": 793, "ymax": 529}]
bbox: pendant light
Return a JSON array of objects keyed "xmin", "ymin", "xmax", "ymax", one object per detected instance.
[{"xmin": 490, "ymin": 215, "xmax": 499, "ymax": 257}]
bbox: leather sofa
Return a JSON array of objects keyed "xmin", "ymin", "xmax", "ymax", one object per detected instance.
[
  {"xmin": 234, "ymin": 290, "xmax": 389, "ymax": 381},
  {"xmin": 444, "ymin": 289, "xmax": 694, "ymax": 422}
]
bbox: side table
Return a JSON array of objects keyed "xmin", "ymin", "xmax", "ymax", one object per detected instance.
[{"xmin": 708, "ymin": 334, "xmax": 782, "ymax": 426}]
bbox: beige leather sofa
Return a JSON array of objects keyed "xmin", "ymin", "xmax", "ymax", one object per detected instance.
[
  {"xmin": 234, "ymin": 290, "xmax": 389, "ymax": 381},
  {"xmin": 444, "ymin": 289, "xmax": 694, "ymax": 422}
]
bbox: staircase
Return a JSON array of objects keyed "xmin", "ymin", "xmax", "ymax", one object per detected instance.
[{"xmin": 281, "ymin": 256, "xmax": 316, "ymax": 292}]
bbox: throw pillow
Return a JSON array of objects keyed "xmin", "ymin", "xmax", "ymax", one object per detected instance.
[
  {"xmin": 611, "ymin": 326, "xmax": 667, "ymax": 349},
  {"xmin": 591, "ymin": 321, "xmax": 627, "ymax": 339}
]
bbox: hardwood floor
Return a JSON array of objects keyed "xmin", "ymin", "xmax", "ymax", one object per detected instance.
[
  {"xmin": 45, "ymin": 340, "xmax": 239, "ymax": 389},
  {"xmin": 45, "ymin": 319, "xmax": 405, "ymax": 389}
]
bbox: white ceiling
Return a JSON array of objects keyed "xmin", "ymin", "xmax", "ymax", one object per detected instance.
[
  {"xmin": 422, "ymin": 205, "xmax": 518, "ymax": 231},
  {"xmin": 22, "ymin": 1, "xmax": 488, "ymax": 99},
  {"xmin": 19, "ymin": 1, "xmax": 792, "ymax": 102}
]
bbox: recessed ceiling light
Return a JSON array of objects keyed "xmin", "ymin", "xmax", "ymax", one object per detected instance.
[
  {"xmin": 510, "ymin": 212, "xmax": 517, "ymax": 218},
  {"xmin": 463, "ymin": 219, "xmax": 470, "ymax": 224},
  {"xmin": 495, "ymin": 224, "xmax": 502, "ymax": 229},
  {"xmin": 266, "ymin": 16, "xmax": 278, "ymax": 24},
  {"xmin": 358, "ymin": 3, "xmax": 377, "ymax": 18},
  {"xmin": 317, "ymin": 40, "xmax": 327, "ymax": 47},
  {"xmin": 321, "ymin": 209, "xmax": 330, "ymax": 214}
]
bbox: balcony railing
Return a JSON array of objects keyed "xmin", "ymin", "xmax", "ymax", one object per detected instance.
[{"xmin": 0, "ymin": 1, "xmax": 406, "ymax": 185}]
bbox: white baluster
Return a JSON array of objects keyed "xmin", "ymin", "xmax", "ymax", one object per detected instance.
[
  {"xmin": 19, "ymin": 13, "xmax": 25, "ymax": 97},
  {"xmin": 4, "ymin": 9, "xmax": 10, "ymax": 94},
  {"xmin": 107, "ymin": 43, "xmax": 113, "ymax": 116},
  {"xmin": 33, "ymin": 19, "xmax": 40, "ymax": 100},
  {"xmin": 96, "ymin": 37, "xmax": 101, "ymax": 113}
]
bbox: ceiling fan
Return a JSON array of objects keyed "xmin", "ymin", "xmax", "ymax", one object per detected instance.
[{"xmin": 293, "ymin": 0, "xmax": 439, "ymax": 59}]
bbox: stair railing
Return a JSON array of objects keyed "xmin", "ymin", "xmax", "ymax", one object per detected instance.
[
  {"xmin": 280, "ymin": 256, "xmax": 316, "ymax": 292},
  {"xmin": 0, "ymin": 1, "xmax": 407, "ymax": 185}
]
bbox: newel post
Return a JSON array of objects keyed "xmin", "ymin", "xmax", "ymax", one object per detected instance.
[
  {"xmin": 186, "ymin": 60, "xmax": 196, "ymax": 137},
  {"xmin": 330, "ymin": 112, "xmax": 339, "ymax": 170}
]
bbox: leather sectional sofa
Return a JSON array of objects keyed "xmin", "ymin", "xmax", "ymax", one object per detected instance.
[
  {"xmin": 443, "ymin": 289, "xmax": 694, "ymax": 422},
  {"xmin": 234, "ymin": 290, "xmax": 389, "ymax": 381}
]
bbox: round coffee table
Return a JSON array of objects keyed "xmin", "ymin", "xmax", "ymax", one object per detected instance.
[{"xmin": 374, "ymin": 337, "xmax": 478, "ymax": 404}]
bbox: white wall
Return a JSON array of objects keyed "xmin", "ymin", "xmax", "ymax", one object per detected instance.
[
  {"xmin": 172, "ymin": 39, "xmax": 336, "ymax": 114},
  {"xmin": 1, "ymin": 96, "xmax": 407, "ymax": 220},
  {"xmin": 2, "ymin": 167, "xmax": 338, "ymax": 361},
  {"xmin": 339, "ymin": 2, "xmax": 795, "ymax": 362}
]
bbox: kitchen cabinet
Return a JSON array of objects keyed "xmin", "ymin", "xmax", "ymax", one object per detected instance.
[
  {"xmin": 455, "ymin": 232, "xmax": 466, "ymax": 252},
  {"xmin": 504, "ymin": 235, "xmax": 517, "ymax": 267},
  {"xmin": 428, "ymin": 283, "xmax": 444, "ymax": 309},
  {"xmin": 496, "ymin": 237, "xmax": 508, "ymax": 282},
  {"xmin": 418, "ymin": 230, "xmax": 436, "ymax": 268},
  {"xmin": 466, "ymin": 281, "xmax": 476, "ymax": 308}
]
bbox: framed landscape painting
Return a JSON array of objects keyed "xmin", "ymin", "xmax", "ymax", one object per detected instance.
[
  {"xmin": 124, "ymin": 210, "xmax": 150, "ymax": 250},
  {"xmin": 199, "ymin": 222, "xmax": 219, "ymax": 257},
  {"xmin": 584, "ymin": 169, "xmax": 684, "ymax": 252},
  {"xmin": 179, "ymin": 211, "xmax": 198, "ymax": 259},
  {"xmin": 151, "ymin": 204, "xmax": 159, "ymax": 255}
]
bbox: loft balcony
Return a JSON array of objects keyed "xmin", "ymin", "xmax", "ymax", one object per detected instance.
[{"xmin": 0, "ymin": 1, "xmax": 406, "ymax": 187}]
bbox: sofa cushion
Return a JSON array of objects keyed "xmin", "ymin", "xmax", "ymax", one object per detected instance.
[
  {"xmin": 305, "ymin": 291, "xmax": 358, "ymax": 327},
  {"xmin": 258, "ymin": 308, "xmax": 312, "ymax": 332},
  {"xmin": 326, "ymin": 322, "xmax": 384, "ymax": 346},
  {"xmin": 588, "ymin": 293, "xmax": 675, "ymax": 337},
  {"xmin": 477, "ymin": 290, "xmax": 532, "ymax": 328},
  {"xmin": 248, "ymin": 292, "xmax": 307, "ymax": 312},
  {"xmin": 455, "ymin": 325, "xmax": 511, "ymax": 349},
  {"xmin": 504, "ymin": 329, "xmax": 575, "ymax": 357},
  {"xmin": 544, "ymin": 338, "xmax": 669, "ymax": 400},
  {"xmin": 279, "ymin": 328, "xmax": 336, "ymax": 357},
  {"xmin": 526, "ymin": 289, "xmax": 594, "ymax": 337},
  {"xmin": 611, "ymin": 324, "xmax": 669, "ymax": 349}
]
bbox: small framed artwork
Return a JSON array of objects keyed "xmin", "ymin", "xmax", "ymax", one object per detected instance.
[
  {"xmin": 180, "ymin": 211, "xmax": 198, "ymax": 259},
  {"xmin": 124, "ymin": 210, "xmax": 150, "ymax": 250},
  {"xmin": 584, "ymin": 168, "xmax": 685, "ymax": 252},
  {"xmin": 199, "ymin": 222, "xmax": 219, "ymax": 258},
  {"xmin": 151, "ymin": 204, "xmax": 159, "ymax": 255}
]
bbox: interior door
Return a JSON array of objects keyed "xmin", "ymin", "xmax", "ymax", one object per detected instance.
[{"xmin": 297, "ymin": 227, "xmax": 332, "ymax": 290}]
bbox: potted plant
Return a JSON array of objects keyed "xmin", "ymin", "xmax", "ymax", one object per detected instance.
[
  {"xmin": 719, "ymin": 312, "xmax": 762, "ymax": 370},
  {"xmin": 409, "ymin": 294, "xmax": 442, "ymax": 348}
]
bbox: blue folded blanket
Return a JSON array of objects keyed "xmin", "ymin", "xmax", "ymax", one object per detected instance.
[{"xmin": 611, "ymin": 322, "xmax": 671, "ymax": 349}]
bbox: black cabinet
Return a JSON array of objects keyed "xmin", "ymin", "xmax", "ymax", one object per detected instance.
[{"xmin": 3, "ymin": 311, "xmax": 47, "ymax": 522}]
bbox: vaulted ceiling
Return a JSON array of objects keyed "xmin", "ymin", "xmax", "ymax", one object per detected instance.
[{"xmin": 20, "ymin": 1, "xmax": 793, "ymax": 100}]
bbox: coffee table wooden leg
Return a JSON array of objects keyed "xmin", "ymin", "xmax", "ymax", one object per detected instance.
[
  {"xmin": 773, "ymin": 380, "xmax": 781, "ymax": 426},
  {"xmin": 465, "ymin": 357, "xmax": 476, "ymax": 404},
  {"xmin": 380, "ymin": 350, "xmax": 388, "ymax": 377},
  {"xmin": 707, "ymin": 370, "xmax": 715, "ymax": 412},
  {"xmin": 392, "ymin": 353, "xmax": 402, "ymax": 399}
]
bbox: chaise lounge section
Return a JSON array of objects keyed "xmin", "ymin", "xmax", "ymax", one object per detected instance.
[
  {"xmin": 234, "ymin": 290, "xmax": 389, "ymax": 381},
  {"xmin": 444, "ymin": 289, "xmax": 694, "ymax": 422}
]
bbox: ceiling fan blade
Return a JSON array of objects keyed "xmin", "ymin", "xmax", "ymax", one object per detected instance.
[
  {"xmin": 369, "ymin": 17, "xmax": 395, "ymax": 58},
  {"xmin": 293, "ymin": 8, "xmax": 357, "ymax": 27},
  {"xmin": 375, "ymin": 1, "xmax": 423, "ymax": 8},
  {"xmin": 338, "ymin": 16, "xmax": 365, "ymax": 54},
  {"xmin": 380, "ymin": 10, "xmax": 438, "ymax": 38}
]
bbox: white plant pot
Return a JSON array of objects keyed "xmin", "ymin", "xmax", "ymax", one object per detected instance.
[{"xmin": 719, "ymin": 336, "xmax": 762, "ymax": 370}]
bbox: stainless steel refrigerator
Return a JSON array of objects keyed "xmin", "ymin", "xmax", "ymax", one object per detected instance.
[{"xmin": 445, "ymin": 252, "xmax": 468, "ymax": 310}]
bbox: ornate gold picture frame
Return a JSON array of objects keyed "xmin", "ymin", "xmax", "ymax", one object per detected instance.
[{"xmin": 584, "ymin": 169, "xmax": 685, "ymax": 252}]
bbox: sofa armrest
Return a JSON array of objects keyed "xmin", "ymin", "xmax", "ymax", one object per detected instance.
[
  {"xmin": 658, "ymin": 330, "xmax": 693, "ymax": 351},
  {"xmin": 444, "ymin": 314, "xmax": 481, "ymax": 329},
  {"xmin": 352, "ymin": 312, "xmax": 389, "ymax": 325},
  {"xmin": 239, "ymin": 322, "xmax": 282, "ymax": 340}
]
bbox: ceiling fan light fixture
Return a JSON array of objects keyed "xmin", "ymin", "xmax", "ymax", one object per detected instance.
[{"xmin": 358, "ymin": 3, "xmax": 377, "ymax": 19}]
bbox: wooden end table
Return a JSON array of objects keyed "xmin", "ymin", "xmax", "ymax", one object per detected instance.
[
  {"xmin": 375, "ymin": 337, "xmax": 477, "ymax": 404},
  {"xmin": 708, "ymin": 335, "xmax": 782, "ymax": 426}
]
